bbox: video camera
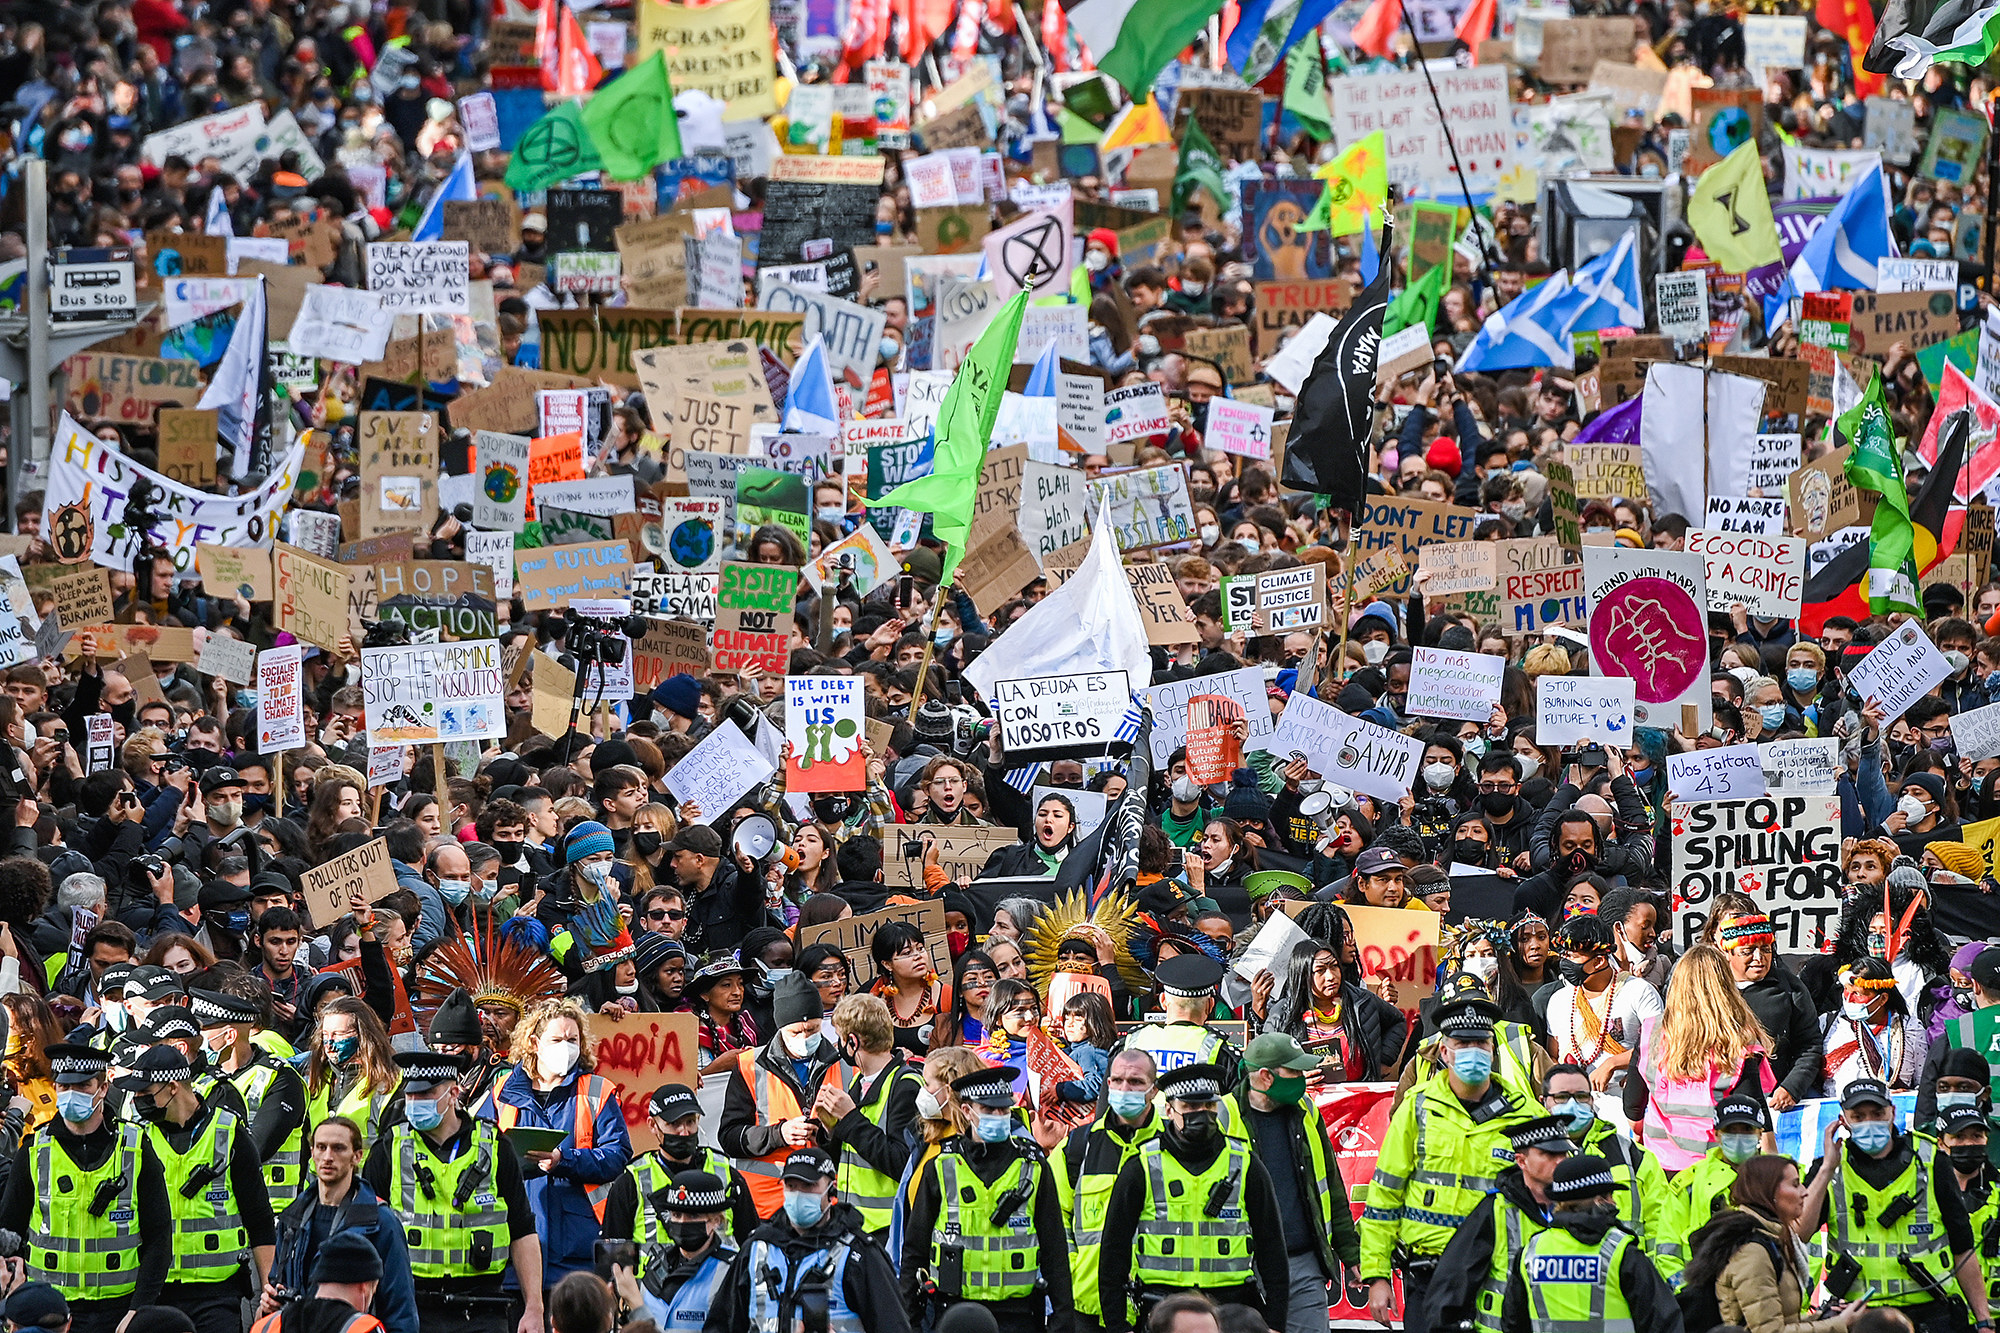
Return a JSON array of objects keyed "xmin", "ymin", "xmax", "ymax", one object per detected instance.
[{"xmin": 552, "ymin": 610, "xmax": 649, "ymax": 669}]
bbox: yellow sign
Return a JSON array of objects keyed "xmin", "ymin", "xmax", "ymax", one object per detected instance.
[{"xmin": 636, "ymin": 0, "xmax": 777, "ymax": 119}]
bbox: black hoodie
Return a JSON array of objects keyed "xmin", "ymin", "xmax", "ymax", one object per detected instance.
[{"xmin": 706, "ymin": 1200, "xmax": 911, "ymax": 1333}]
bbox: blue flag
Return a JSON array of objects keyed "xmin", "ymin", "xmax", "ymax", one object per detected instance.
[{"xmin": 412, "ymin": 151, "xmax": 478, "ymax": 243}]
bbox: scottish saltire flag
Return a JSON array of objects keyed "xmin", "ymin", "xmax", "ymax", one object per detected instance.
[
  {"xmin": 412, "ymin": 151, "xmax": 477, "ymax": 243},
  {"xmin": 1559, "ymin": 231, "xmax": 1645, "ymax": 332},
  {"xmin": 204, "ymin": 185, "xmax": 233, "ymax": 238},
  {"xmin": 1762, "ymin": 162, "xmax": 1896, "ymax": 334},
  {"xmin": 1456, "ymin": 272, "xmax": 1579, "ymax": 373},
  {"xmin": 782, "ymin": 338, "xmax": 841, "ymax": 434}
]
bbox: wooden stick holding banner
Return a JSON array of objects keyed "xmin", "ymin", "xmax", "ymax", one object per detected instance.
[
  {"xmin": 905, "ymin": 585, "xmax": 951, "ymax": 724},
  {"xmin": 432, "ymin": 741, "xmax": 449, "ymax": 829}
]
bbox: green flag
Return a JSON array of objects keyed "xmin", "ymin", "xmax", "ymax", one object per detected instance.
[
  {"xmin": 1283, "ymin": 41, "xmax": 1332, "ymax": 141},
  {"xmin": 1173, "ymin": 116, "xmax": 1229, "ymax": 218},
  {"xmin": 1383, "ymin": 261, "xmax": 1448, "ymax": 338},
  {"xmin": 1686, "ymin": 139, "xmax": 1781, "ymax": 274},
  {"xmin": 504, "ymin": 101, "xmax": 604, "ymax": 192},
  {"xmin": 868, "ymin": 291, "xmax": 1029, "ymax": 582},
  {"xmin": 582, "ymin": 50, "xmax": 684, "ymax": 181},
  {"xmin": 1838, "ymin": 364, "xmax": 1919, "ymax": 614}
]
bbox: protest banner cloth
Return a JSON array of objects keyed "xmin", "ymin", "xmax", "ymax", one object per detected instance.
[
  {"xmin": 1407, "ymin": 649, "xmax": 1505, "ymax": 724},
  {"xmin": 1537, "ymin": 676, "xmax": 1636, "ymax": 746},
  {"xmin": 1847, "ymin": 621, "xmax": 1954, "ymax": 724},
  {"xmin": 43, "ymin": 415, "xmax": 302, "ymax": 575},
  {"xmin": 583, "ymin": 1011, "xmax": 700, "ymax": 1152},
  {"xmin": 784, "ymin": 676, "xmax": 866, "ymax": 791},
  {"xmin": 1269, "ymin": 693, "xmax": 1425, "ymax": 802},
  {"xmin": 1669, "ymin": 795, "xmax": 1843, "ymax": 950},
  {"xmin": 297, "ymin": 838, "xmax": 398, "ymax": 943},
  {"xmin": 359, "ymin": 640, "xmax": 506, "ymax": 744}
]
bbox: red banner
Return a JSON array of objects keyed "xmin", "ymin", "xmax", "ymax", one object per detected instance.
[{"xmin": 1317, "ymin": 1082, "xmax": 1406, "ymax": 1328}]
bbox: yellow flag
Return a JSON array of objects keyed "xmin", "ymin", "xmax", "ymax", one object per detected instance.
[
  {"xmin": 1687, "ymin": 139, "xmax": 1781, "ymax": 274},
  {"xmin": 1308, "ymin": 131, "xmax": 1389, "ymax": 237},
  {"xmin": 1100, "ymin": 97, "xmax": 1173, "ymax": 150}
]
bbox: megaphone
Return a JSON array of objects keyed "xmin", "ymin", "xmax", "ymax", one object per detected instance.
[
  {"xmin": 732, "ymin": 814, "xmax": 779, "ymax": 861},
  {"xmin": 1299, "ymin": 791, "xmax": 1339, "ymax": 831}
]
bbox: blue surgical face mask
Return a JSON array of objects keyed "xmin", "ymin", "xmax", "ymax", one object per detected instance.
[
  {"xmin": 1986, "ymin": 670, "xmax": 2000, "ymax": 695},
  {"xmin": 1108, "ymin": 1089, "xmax": 1151, "ymax": 1119},
  {"xmin": 436, "ymin": 878, "xmax": 471, "ymax": 905},
  {"xmin": 56, "ymin": 1090, "xmax": 97, "ymax": 1123},
  {"xmin": 233, "ymin": 690, "xmax": 256, "ymax": 710},
  {"xmin": 1788, "ymin": 668, "xmax": 1818, "ymax": 692},
  {"xmin": 1550, "ymin": 1097, "xmax": 1593, "ymax": 1132},
  {"xmin": 1848, "ymin": 1119, "xmax": 1895, "ymax": 1154},
  {"xmin": 974, "ymin": 1112, "xmax": 1013, "ymax": 1143},
  {"xmin": 1939, "ymin": 1091, "xmax": 1981, "ymax": 1111},
  {"xmin": 1719, "ymin": 1131, "xmax": 1761, "ymax": 1164},
  {"xmin": 782, "ymin": 1189, "xmax": 825, "ymax": 1228},
  {"xmin": 934, "ymin": 627, "xmax": 954, "ymax": 648},
  {"xmin": 1451, "ymin": 1047, "xmax": 1493, "ymax": 1086},
  {"xmin": 1759, "ymin": 704, "xmax": 1787, "ymax": 728},
  {"xmin": 405, "ymin": 1096, "xmax": 445, "ymax": 1131}
]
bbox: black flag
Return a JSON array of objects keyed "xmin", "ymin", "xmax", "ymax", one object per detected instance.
[{"xmin": 1280, "ymin": 215, "xmax": 1393, "ymax": 513}]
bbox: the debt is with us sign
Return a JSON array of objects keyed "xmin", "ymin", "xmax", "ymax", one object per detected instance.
[{"xmin": 1669, "ymin": 793, "xmax": 1841, "ymax": 951}]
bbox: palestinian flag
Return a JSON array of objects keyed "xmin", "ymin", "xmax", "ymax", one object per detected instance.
[
  {"xmin": 1865, "ymin": 0, "xmax": 1998, "ymax": 78},
  {"xmin": 1800, "ymin": 409, "xmax": 1968, "ymax": 635}
]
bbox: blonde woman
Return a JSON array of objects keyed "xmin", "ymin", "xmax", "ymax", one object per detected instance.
[
  {"xmin": 618, "ymin": 804, "xmax": 679, "ymax": 898},
  {"xmin": 483, "ymin": 997, "xmax": 633, "ymax": 1287},
  {"xmin": 1626, "ymin": 945, "xmax": 1774, "ymax": 1172},
  {"xmin": 305, "ymin": 996, "xmax": 401, "ymax": 1142},
  {"xmin": 904, "ymin": 1046, "xmax": 989, "ymax": 1211}
]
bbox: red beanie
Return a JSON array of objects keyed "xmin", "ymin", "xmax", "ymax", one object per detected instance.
[
  {"xmin": 1425, "ymin": 437, "xmax": 1461, "ymax": 477},
  {"xmin": 1087, "ymin": 227, "xmax": 1119, "ymax": 257}
]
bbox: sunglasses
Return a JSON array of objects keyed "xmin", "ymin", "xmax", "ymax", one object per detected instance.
[{"xmin": 645, "ymin": 908, "xmax": 686, "ymax": 922}]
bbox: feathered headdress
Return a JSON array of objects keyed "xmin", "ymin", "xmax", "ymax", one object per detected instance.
[
  {"xmin": 1024, "ymin": 888, "xmax": 1150, "ymax": 997},
  {"xmin": 1440, "ymin": 918, "xmax": 1509, "ymax": 966},
  {"xmin": 1880, "ymin": 881, "xmax": 1925, "ymax": 969},
  {"xmin": 417, "ymin": 911, "xmax": 568, "ymax": 1018}
]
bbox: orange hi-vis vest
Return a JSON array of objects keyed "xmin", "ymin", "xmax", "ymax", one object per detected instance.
[
  {"xmin": 495, "ymin": 1070, "xmax": 620, "ymax": 1222},
  {"xmin": 250, "ymin": 1308, "xmax": 384, "ymax": 1333},
  {"xmin": 725, "ymin": 1048, "xmax": 853, "ymax": 1218}
]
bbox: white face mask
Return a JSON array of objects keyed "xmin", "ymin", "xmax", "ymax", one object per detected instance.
[
  {"xmin": 915, "ymin": 1088, "xmax": 944, "ymax": 1120},
  {"xmin": 1362, "ymin": 640, "xmax": 1389, "ymax": 665},
  {"xmin": 782, "ymin": 1029, "xmax": 821, "ymax": 1058},
  {"xmin": 1085, "ymin": 251, "xmax": 1109, "ymax": 272},
  {"xmin": 614, "ymin": 981, "xmax": 639, "ymax": 996},
  {"xmin": 1898, "ymin": 794, "xmax": 1928, "ymax": 823},
  {"xmin": 1422, "ymin": 763, "xmax": 1456, "ymax": 790},
  {"xmin": 1621, "ymin": 934, "xmax": 1653, "ymax": 967},
  {"xmin": 1199, "ymin": 523, "xmax": 1219, "ymax": 545},
  {"xmin": 1516, "ymin": 754, "xmax": 1540, "ymax": 781},
  {"xmin": 538, "ymin": 1038, "xmax": 581, "ymax": 1078},
  {"xmin": 1463, "ymin": 955, "xmax": 1499, "ymax": 982}
]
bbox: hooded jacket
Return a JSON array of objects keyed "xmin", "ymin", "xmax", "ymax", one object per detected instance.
[
  {"xmin": 1690, "ymin": 1206, "xmax": 1845, "ymax": 1333},
  {"xmin": 270, "ymin": 1178, "xmax": 419, "ymax": 1333}
]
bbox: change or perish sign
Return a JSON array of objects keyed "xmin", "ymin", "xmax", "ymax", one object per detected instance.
[
  {"xmin": 989, "ymin": 671, "xmax": 1131, "ymax": 753},
  {"xmin": 51, "ymin": 261, "xmax": 136, "ymax": 319}
]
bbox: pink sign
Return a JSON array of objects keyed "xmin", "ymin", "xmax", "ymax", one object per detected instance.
[{"xmin": 1588, "ymin": 576, "xmax": 1707, "ymax": 704}]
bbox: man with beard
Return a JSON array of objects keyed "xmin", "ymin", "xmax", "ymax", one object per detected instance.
[{"xmin": 602, "ymin": 1084, "xmax": 756, "ymax": 1272}]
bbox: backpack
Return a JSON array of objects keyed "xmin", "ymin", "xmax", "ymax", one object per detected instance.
[{"xmin": 1676, "ymin": 1234, "xmax": 1786, "ymax": 1333}]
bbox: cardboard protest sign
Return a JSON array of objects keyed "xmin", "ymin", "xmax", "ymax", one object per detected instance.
[
  {"xmin": 714, "ymin": 564, "xmax": 796, "ymax": 672},
  {"xmin": 629, "ymin": 620, "xmax": 708, "ymax": 694},
  {"xmin": 157, "ymin": 409, "xmax": 219, "ymax": 488},
  {"xmin": 1408, "ymin": 648, "xmax": 1505, "ymax": 724},
  {"xmin": 374, "ymin": 562, "xmax": 498, "ymax": 641},
  {"xmin": 1124, "ymin": 563, "xmax": 1201, "ymax": 646},
  {"xmin": 784, "ymin": 676, "xmax": 865, "ymax": 792},
  {"xmin": 298, "ymin": 838, "xmax": 398, "ymax": 938},
  {"xmin": 1353, "ymin": 495, "xmax": 1482, "ymax": 597},
  {"xmin": 1667, "ymin": 743, "xmax": 1768, "ymax": 802},
  {"xmin": 583, "ymin": 1010, "xmax": 699, "ymax": 1152},
  {"xmin": 1565, "ymin": 443, "xmax": 1646, "ymax": 500},
  {"xmin": 514, "ymin": 542, "xmax": 633, "ymax": 610},
  {"xmin": 1269, "ymin": 692, "xmax": 1425, "ymax": 802},
  {"xmin": 801, "ymin": 899, "xmax": 951, "ymax": 994},
  {"xmin": 195, "ymin": 544, "xmax": 273, "ymax": 603},
  {"xmin": 1669, "ymin": 794, "xmax": 1842, "ymax": 950},
  {"xmin": 48, "ymin": 569, "xmax": 114, "ymax": 631},
  {"xmin": 1583, "ymin": 545, "xmax": 1712, "ymax": 732},
  {"xmin": 1537, "ymin": 675, "xmax": 1636, "ymax": 746},
  {"xmin": 1087, "ymin": 466, "xmax": 1195, "ymax": 551},
  {"xmin": 880, "ymin": 826, "xmax": 1020, "ymax": 887},
  {"xmin": 358, "ymin": 412, "xmax": 437, "ymax": 538},
  {"xmin": 1417, "ymin": 542, "xmax": 1497, "ymax": 595},
  {"xmin": 1185, "ymin": 693, "xmax": 1246, "ymax": 785},
  {"xmin": 272, "ymin": 543, "xmax": 347, "ymax": 652},
  {"xmin": 1846, "ymin": 621, "xmax": 1952, "ymax": 724}
]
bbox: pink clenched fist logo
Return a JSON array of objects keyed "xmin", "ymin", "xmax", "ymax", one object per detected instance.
[{"xmin": 1589, "ymin": 577, "xmax": 1706, "ymax": 704}]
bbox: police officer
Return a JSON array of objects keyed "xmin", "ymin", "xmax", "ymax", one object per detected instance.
[
  {"xmin": 901, "ymin": 1067, "xmax": 1070, "ymax": 1333},
  {"xmin": 359, "ymin": 1050, "xmax": 545, "ymax": 1333},
  {"xmin": 189, "ymin": 987, "xmax": 309, "ymax": 1214},
  {"xmin": 1222, "ymin": 1033, "xmax": 1359, "ymax": 1333},
  {"xmin": 0, "ymin": 1043, "xmax": 170, "ymax": 1333},
  {"xmin": 1054, "ymin": 1049, "xmax": 1161, "ymax": 1333},
  {"xmin": 1541, "ymin": 1064, "xmax": 1670, "ymax": 1265},
  {"xmin": 1802, "ymin": 1077, "xmax": 1996, "ymax": 1333},
  {"xmin": 132, "ymin": 1006, "xmax": 249, "ymax": 1123},
  {"xmin": 704, "ymin": 1146, "xmax": 911, "ymax": 1333},
  {"xmin": 603, "ymin": 1083, "xmax": 756, "ymax": 1281},
  {"xmin": 1402, "ymin": 973, "xmax": 1547, "ymax": 1106},
  {"xmin": 1657, "ymin": 1083, "xmax": 1768, "ymax": 1285},
  {"xmin": 1360, "ymin": 990, "xmax": 1533, "ymax": 1333},
  {"xmin": 624, "ymin": 1170, "xmax": 737, "ymax": 1331},
  {"xmin": 114, "ymin": 1042, "xmax": 275, "ymax": 1333},
  {"xmin": 1109, "ymin": 957, "xmax": 1239, "ymax": 1076},
  {"xmin": 1423, "ymin": 1116, "xmax": 1571, "ymax": 1333},
  {"xmin": 1098, "ymin": 1063, "xmax": 1287, "ymax": 1333},
  {"xmin": 1940, "ymin": 1105, "xmax": 2000, "ymax": 1308},
  {"xmin": 1501, "ymin": 1156, "xmax": 1681, "ymax": 1333},
  {"xmin": 817, "ymin": 993, "xmax": 922, "ymax": 1243}
]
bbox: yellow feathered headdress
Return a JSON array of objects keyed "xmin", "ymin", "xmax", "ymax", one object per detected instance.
[{"xmin": 1023, "ymin": 888, "xmax": 1149, "ymax": 999}]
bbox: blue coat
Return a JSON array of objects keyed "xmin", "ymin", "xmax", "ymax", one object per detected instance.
[
  {"xmin": 481, "ymin": 1064, "xmax": 633, "ymax": 1285},
  {"xmin": 270, "ymin": 1178, "xmax": 419, "ymax": 1333}
]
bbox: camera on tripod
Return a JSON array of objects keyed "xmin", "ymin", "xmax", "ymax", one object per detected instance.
[
  {"xmin": 555, "ymin": 611, "xmax": 649, "ymax": 668},
  {"xmin": 123, "ymin": 479, "xmax": 169, "ymax": 560}
]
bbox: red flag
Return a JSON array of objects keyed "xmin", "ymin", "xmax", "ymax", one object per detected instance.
[
  {"xmin": 904, "ymin": 0, "xmax": 954, "ymax": 61},
  {"xmin": 1349, "ymin": 0, "xmax": 1404, "ymax": 58},
  {"xmin": 549, "ymin": 4, "xmax": 602, "ymax": 96},
  {"xmin": 1456, "ymin": 0, "xmax": 1496, "ymax": 58},
  {"xmin": 1042, "ymin": 0, "xmax": 1069, "ymax": 71},
  {"xmin": 1817, "ymin": 0, "xmax": 1881, "ymax": 95}
]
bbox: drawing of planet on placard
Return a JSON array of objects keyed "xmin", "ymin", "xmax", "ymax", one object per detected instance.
[
  {"xmin": 1708, "ymin": 106, "xmax": 1752, "ymax": 155},
  {"xmin": 668, "ymin": 517, "xmax": 715, "ymax": 570}
]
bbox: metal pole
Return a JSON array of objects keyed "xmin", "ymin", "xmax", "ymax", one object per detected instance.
[
  {"xmin": 1397, "ymin": 3, "xmax": 1501, "ymax": 277},
  {"xmin": 16, "ymin": 158, "xmax": 49, "ymax": 533}
]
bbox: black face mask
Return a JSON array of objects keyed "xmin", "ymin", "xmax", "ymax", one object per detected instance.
[
  {"xmin": 491, "ymin": 838, "xmax": 525, "ymax": 863},
  {"xmin": 669, "ymin": 1220, "xmax": 712, "ymax": 1252},
  {"xmin": 1559, "ymin": 849, "xmax": 1596, "ymax": 877},
  {"xmin": 1949, "ymin": 1144, "xmax": 1989, "ymax": 1173},
  {"xmin": 1558, "ymin": 958, "xmax": 1593, "ymax": 986},
  {"xmin": 658, "ymin": 1131, "xmax": 700, "ymax": 1159},
  {"xmin": 133, "ymin": 1095, "xmax": 169, "ymax": 1123},
  {"xmin": 633, "ymin": 829, "xmax": 663, "ymax": 857},
  {"xmin": 1173, "ymin": 1111, "xmax": 1219, "ymax": 1146},
  {"xmin": 1480, "ymin": 792, "xmax": 1515, "ymax": 817},
  {"xmin": 1453, "ymin": 839, "xmax": 1490, "ymax": 865}
]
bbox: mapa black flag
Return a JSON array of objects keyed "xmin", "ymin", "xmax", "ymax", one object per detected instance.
[{"xmin": 1279, "ymin": 216, "xmax": 1393, "ymax": 514}]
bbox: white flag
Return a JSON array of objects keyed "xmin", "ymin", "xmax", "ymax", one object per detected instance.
[{"xmin": 198, "ymin": 275, "xmax": 266, "ymax": 479}]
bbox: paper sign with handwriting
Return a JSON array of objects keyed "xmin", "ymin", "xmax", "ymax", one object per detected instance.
[
  {"xmin": 1537, "ymin": 675, "xmax": 1635, "ymax": 746},
  {"xmin": 1667, "ymin": 743, "xmax": 1768, "ymax": 802}
]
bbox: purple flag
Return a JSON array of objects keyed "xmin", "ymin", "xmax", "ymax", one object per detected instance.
[{"xmin": 1573, "ymin": 393, "xmax": 1642, "ymax": 446}]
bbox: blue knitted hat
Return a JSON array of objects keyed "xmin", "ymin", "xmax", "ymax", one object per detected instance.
[{"xmin": 565, "ymin": 820, "xmax": 615, "ymax": 864}]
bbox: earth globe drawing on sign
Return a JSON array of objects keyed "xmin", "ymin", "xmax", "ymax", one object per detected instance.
[
  {"xmin": 669, "ymin": 518, "xmax": 716, "ymax": 570},
  {"xmin": 1707, "ymin": 106, "xmax": 1753, "ymax": 156}
]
